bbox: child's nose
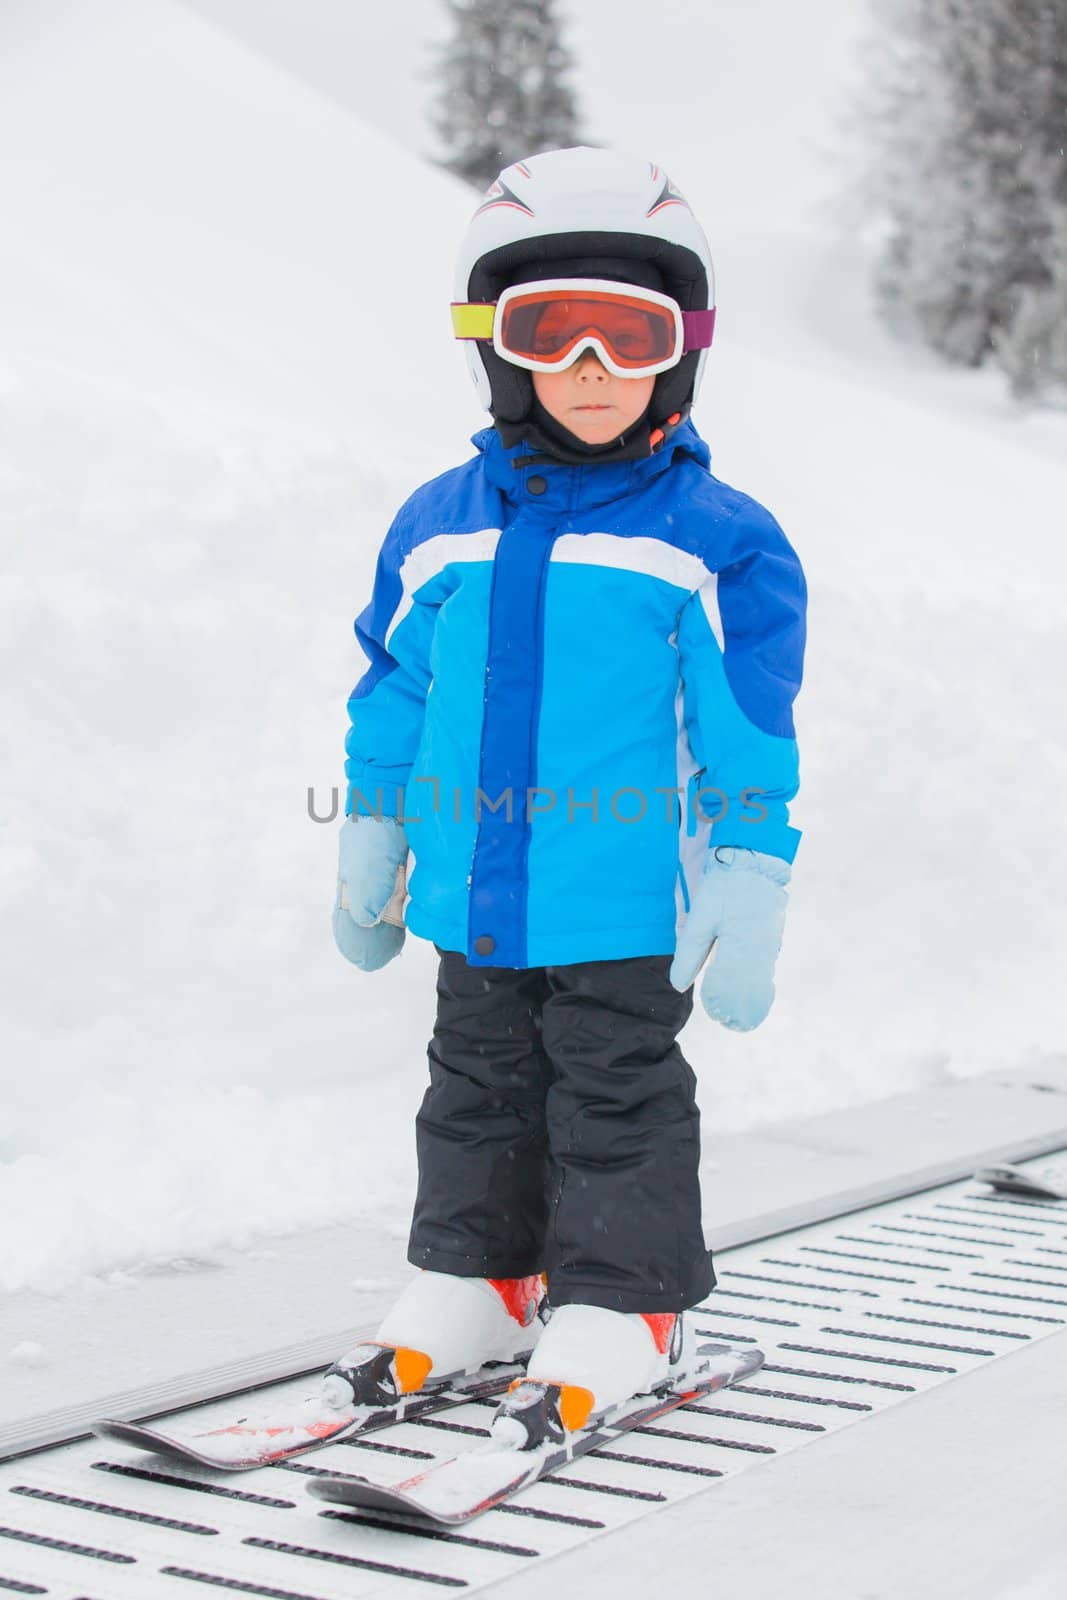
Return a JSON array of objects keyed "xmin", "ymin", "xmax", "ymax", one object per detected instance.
[{"xmin": 574, "ymin": 350, "xmax": 610, "ymax": 379}]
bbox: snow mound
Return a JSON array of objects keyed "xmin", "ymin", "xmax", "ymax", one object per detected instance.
[{"xmin": 0, "ymin": 0, "xmax": 470, "ymax": 1291}]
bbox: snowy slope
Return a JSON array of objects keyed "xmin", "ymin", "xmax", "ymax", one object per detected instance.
[
  {"xmin": 0, "ymin": 0, "xmax": 475, "ymax": 441},
  {"xmin": 1, "ymin": 0, "xmax": 1066, "ymax": 1304}
]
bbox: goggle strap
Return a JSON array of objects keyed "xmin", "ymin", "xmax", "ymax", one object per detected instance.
[
  {"xmin": 681, "ymin": 308, "xmax": 716, "ymax": 351},
  {"xmin": 451, "ymin": 302, "xmax": 496, "ymax": 340},
  {"xmin": 452, "ymin": 302, "xmax": 716, "ymax": 352}
]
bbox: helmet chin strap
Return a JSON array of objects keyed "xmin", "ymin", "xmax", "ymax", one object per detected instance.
[
  {"xmin": 495, "ymin": 398, "xmax": 688, "ymax": 468},
  {"xmin": 496, "ymin": 403, "xmax": 651, "ymax": 466}
]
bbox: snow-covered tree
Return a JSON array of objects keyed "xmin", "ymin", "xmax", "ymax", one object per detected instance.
[
  {"xmin": 995, "ymin": 208, "xmax": 1067, "ymax": 398},
  {"xmin": 867, "ymin": 0, "xmax": 1067, "ymax": 398},
  {"xmin": 993, "ymin": 2, "xmax": 1067, "ymax": 397},
  {"xmin": 432, "ymin": 0, "xmax": 583, "ymax": 190}
]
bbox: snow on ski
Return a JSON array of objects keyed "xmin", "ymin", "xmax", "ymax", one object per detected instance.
[
  {"xmin": 307, "ymin": 1340, "xmax": 763, "ymax": 1524},
  {"xmin": 92, "ymin": 1351, "xmax": 532, "ymax": 1471}
]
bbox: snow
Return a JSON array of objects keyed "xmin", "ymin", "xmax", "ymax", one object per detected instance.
[
  {"xmin": 1, "ymin": 0, "xmax": 1066, "ymax": 1317},
  {"xmin": 8, "ymin": 1342, "xmax": 47, "ymax": 1371}
]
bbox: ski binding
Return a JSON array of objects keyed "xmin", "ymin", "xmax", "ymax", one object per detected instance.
[{"xmin": 308, "ymin": 1339, "xmax": 763, "ymax": 1523}]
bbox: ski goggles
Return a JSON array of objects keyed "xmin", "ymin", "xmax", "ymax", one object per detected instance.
[{"xmin": 451, "ymin": 278, "xmax": 715, "ymax": 379}]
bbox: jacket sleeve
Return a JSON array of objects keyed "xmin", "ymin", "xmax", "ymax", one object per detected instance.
[
  {"xmin": 677, "ymin": 499, "xmax": 806, "ymax": 863},
  {"xmin": 344, "ymin": 509, "xmax": 436, "ymax": 819}
]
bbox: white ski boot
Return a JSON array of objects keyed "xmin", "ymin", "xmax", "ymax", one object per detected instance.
[
  {"xmin": 490, "ymin": 1304, "xmax": 682, "ymax": 1447},
  {"xmin": 323, "ymin": 1273, "xmax": 545, "ymax": 1410}
]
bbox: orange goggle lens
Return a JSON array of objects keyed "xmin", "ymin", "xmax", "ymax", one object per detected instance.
[{"xmin": 496, "ymin": 285, "xmax": 682, "ymax": 373}]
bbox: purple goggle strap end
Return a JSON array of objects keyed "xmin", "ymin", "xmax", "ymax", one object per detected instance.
[{"xmin": 681, "ymin": 308, "xmax": 716, "ymax": 352}]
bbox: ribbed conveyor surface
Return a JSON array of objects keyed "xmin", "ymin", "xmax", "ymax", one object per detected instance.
[{"xmin": 1, "ymin": 1160, "xmax": 1064, "ymax": 1597}]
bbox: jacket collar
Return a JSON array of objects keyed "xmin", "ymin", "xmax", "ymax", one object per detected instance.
[{"xmin": 473, "ymin": 420, "xmax": 711, "ymax": 515}]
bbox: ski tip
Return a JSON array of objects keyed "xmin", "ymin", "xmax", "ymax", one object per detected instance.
[
  {"xmin": 974, "ymin": 1162, "xmax": 1067, "ymax": 1201},
  {"xmin": 91, "ymin": 1418, "xmax": 147, "ymax": 1444},
  {"xmin": 306, "ymin": 1473, "xmax": 352, "ymax": 1504},
  {"xmin": 307, "ymin": 1473, "xmax": 421, "ymax": 1514},
  {"xmin": 89, "ymin": 1418, "xmax": 233, "ymax": 1469}
]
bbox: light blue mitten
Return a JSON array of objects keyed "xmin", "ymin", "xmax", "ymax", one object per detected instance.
[
  {"xmin": 669, "ymin": 846, "xmax": 791, "ymax": 1031},
  {"xmin": 332, "ymin": 815, "xmax": 408, "ymax": 972}
]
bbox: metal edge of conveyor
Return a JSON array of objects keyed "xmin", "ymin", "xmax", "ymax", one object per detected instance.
[
  {"xmin": 2, "ymin": 1121, "xmax": 1064, "ymax": 1467},
  {"xmin": 706, "ymin": 1123, "xmax": 1067, "ymax": 1253}
]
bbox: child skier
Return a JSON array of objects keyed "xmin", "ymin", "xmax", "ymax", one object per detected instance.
[{"xmin": 331, "ymin": 147, "xmax": 806, "ymax": 1444}]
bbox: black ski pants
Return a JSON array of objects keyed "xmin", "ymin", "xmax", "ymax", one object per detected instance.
[{"xmin": 407, "ymin": 948, "xmax": 715, "ymax": 1314}]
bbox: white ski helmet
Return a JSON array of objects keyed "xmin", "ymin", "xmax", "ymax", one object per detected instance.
[{"xmin": 454, "ymin": 146, "xmax": 716, "ymax": 430}]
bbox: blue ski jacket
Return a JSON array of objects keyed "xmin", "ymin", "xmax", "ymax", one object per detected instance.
[{"xmin": 344, "ymin": 421, "xmax": 806, "ymax": 969}]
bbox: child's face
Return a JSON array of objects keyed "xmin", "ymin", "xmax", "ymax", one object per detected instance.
[{"xmin": 532, "ymin": 351, "xmax": 656, "ymax": 446}]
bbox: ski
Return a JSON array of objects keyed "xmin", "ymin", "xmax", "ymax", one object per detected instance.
[
  {"xmin": 307, "ymin": 1340, "xmax": 763, "ymax": 1524},
  {"xmin": 974, "ymin": 1159, "xmax": 1067, "ymax": 1201},
  {"xmin": 92, "ymin": 1345, "xmax": 533, "ymax": 1471}
]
